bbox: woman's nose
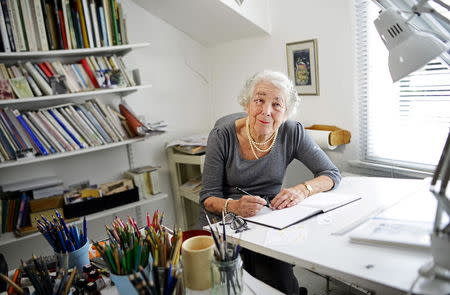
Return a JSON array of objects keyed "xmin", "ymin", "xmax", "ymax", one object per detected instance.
[{"xmin": 262, "ymin": 103, "xmax": 272, "ymax": 115}]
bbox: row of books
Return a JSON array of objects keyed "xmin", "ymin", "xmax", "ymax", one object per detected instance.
[
  {"xmin": 0, "ymin": 0, "xmax": 127, "ymax": 52},
  {"xmin": 0, "ymin": 54, "xmax": 135, "ymax": 99},
  {"xmin": 1, "ymin": 191, "xmax": 30, "ymax": 233},
  {"xmin": 0, "ymin": 98, "xmax": 131, "ymax": 162}
]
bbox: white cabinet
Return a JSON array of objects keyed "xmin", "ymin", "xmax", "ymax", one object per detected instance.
[{"xmin": 167, "ymin": 147, "xmax": 205, "ymax": 230}]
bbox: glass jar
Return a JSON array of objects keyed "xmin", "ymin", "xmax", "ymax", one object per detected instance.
[{"xmin": 210, "ymin": 256, "xmax": 243, "ymax": 295}]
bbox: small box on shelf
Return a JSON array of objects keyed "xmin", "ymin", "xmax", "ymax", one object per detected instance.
[
  {"xmin": 124, "ymin": 166, "xmax": 161, "ymax": 200},
  {"xmin": 63, "ymin": 187, "xmax": 139, "ymax": 219}
]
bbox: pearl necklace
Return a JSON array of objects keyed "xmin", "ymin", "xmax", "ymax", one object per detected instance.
[
  {"xmin": 249, "ymin": 129, "xmax": 276, "ymax": 146},
  {"xmin": 246, "ymin": 117, "xmax": 278, "ymax": 159}
]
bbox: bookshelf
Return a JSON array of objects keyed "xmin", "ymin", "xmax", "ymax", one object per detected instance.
[
  {"xmin": 0, "ymin": 43, "xmax": 150, "ymax": 60},
  {"xmin": 167, "ymin": 147, "xmax": 205, "ymax": 230},
  {"xmin": 0, "ymin": 136, "xmax": 153, "ymax": 168},
  {"xmin": 0, "ymin": 84, "xmax": 152, "ymax": 105}
]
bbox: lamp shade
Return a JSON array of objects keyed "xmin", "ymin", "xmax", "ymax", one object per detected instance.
[{"xmin": 374, "ymin": 9, "xmax": 449, "ymax": 82}]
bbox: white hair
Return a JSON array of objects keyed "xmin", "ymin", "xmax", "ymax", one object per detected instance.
[{"xmin": 238, "ymin": 70, "xmax": 300, "ymax": 117}]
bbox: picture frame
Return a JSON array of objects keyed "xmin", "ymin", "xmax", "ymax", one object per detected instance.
[{"xmin": 286, "ymin": 39, "xmax": 320, "ymax": 95}]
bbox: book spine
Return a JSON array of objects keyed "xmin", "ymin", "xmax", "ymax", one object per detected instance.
[
  {"xmin": 0, "ymin": 109, "xmax": 21, "ymax": 150},
  {"xmin": 74, "ymin": 0, "xmax": 88, "ymax": 47},
  {"xmin": 19, "ymin": 0, "xmax": 37, "ymax": 51},
  {"xmin": 3, "ymin": 108, "xmax": 34, "ymax": 151},
  {"xmin": 80, "ymin": 58, "xmax": 99, "ymax": 88},
  {"xmin": 81, "ymin": 0, "xmax": 93, "ymax": 48},
  {"xmin": 13, "ymin": 109, "xmax": 48, "ymax": 155},
  {"xmin": 96, "ymin": 1, "xmax": 107, "ymax": 46},
  {"xmin": 73, "ymin": 105, "xmax": 105, "ymax": 144},
  {"xmin": 89, "ymin": 0, "xmax": 99, "ymax": 47},
  {"xmin": 5, "ymin": 0, "xmax": 19, "ymax": 52},
  {"xmin": 61, "ymin": 0, "xmax": 71, "ymax": 49},
  {"xmin": 28, "ymin": 111, "xmax": 64, "ymax": 152},
  {"xmin": 18, "ymin": 64, "xmax": 43, "ymax": 96},
  {"xmin": 66, "ymin": 105, "xmax": 99, "ymax": 145},
  {"xmin": 0, "ymin": 0, "xmax": 11, "ymax": 52},
  {"xmin": 86, "ymin": 100, "xmax": 117, "ymax": 142},
  {"xmin": 41, "ymin": 109, "xmax": 77, "ymax": 150},
  {"xmin": 24, "ymin": 111, "xmax": 57, "ymax": 153},
  {"xmin": 24, "ymin": 62, "xmax": 52, "ymax": 95},
  {"xmin": 57, "ymin": 107, "xmax": 91, "ymax": 146},
  {"xmin": 48, "ymin": 108, "xmax": 84, "ymax": 148},
  {"xmin": 0, "ymin": 120, "xmax": 16, "ymax": 159},
  {"xmin": 92, "ymin": 98, "xmax": 123, "ymax": 140},
  {"xmin": 102, "ymin": 0, "xmax": 111, "ymax": 46},
  {"xmin": 77, "ymin": 104, "xmax": 111, "ymax": 143},
  {"xmin": 1, "ymin": 0, "xmax": 16, "ymax": 51},
  {"xmin": 22, "ymin": 112, "xmax": 55, "ymax": 153},
  {"xmin": 59, "ymin": 106, "xmax": 93, "ymax": 146},
  {"xmin": 8, "ymin": 0, "xmax": 26, "ymax": 51},
  {"xmin": 31, "ymin": 0, "xmax": 49, "ymax": 51},
  {"xmin": 108, "ymin": 0, "xmax": 118, "ymax": 45},
  {"xmin": 36, "ymin": 110, "xmax": 72, "ymax": 151}
]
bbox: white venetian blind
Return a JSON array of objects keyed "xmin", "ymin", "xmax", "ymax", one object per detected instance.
[{"xmin": 355, "ymin": 0, "xmax": 450, "ymax": 171}]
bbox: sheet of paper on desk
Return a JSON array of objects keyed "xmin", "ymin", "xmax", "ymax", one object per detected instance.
[
  {"xmin": 349, "ymin": 190, "xmax": 446, "ymax": 249},
  {"xmin": 349, "ymin": 218, "xmax": 431, "ymax": 248},
  {"xmin": 244, "ymin": 192, "xmax": 361, "ymax": 230}
]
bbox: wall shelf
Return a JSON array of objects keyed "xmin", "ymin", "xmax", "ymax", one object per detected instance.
[
  {"xmin": 0, "ymin": 193, "xmax": 168, "ymax": 246},
  {"xmin": 0, "ymin": 136, "xmax": 154, "ymax": 169},
  {"xmin": 0, "ymin": 85, "xmax": 152, "ymax": 106},
  {"xmin": 0, "ymin": 43, "xmax": 150, "ymax": 60},
  {"xmin": 133, "ymin": 0, "xmax": 270, "ymax": 46}
]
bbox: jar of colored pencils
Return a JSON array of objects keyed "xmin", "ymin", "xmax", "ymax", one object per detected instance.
[{"xmin": 210, "ymin": 256, "xmax": 243, "ymax": 295}]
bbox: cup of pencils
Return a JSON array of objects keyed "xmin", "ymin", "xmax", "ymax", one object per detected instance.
[
  {"xmin": 36, "ymin": 211, "xmax": 90, "ymax": 270},
  {"xmin": 93, "ymin": 216, "xmax": 150, "ymax": 295}
]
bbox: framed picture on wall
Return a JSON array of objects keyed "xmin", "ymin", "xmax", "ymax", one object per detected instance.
[{"xmin": 286, "ymin": 39, "xmax": 320, "ymax": 95}]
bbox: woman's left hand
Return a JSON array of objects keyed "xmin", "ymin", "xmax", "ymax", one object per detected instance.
[{"xmin": 271, "ymin": 187, "xmax": 307, "ymax": 209}]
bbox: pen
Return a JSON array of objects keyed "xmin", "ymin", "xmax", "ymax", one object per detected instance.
[{"xmin": 235, "ymin": 187, "xmax": 271, "ymax": 208}]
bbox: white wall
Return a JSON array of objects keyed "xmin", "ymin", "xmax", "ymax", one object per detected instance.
[
  {"xmin": 208, "ymin": 0, "xmax": 359, "ymax": 186},
  {"xmin": 0, "ymin": 0, "xmax": 212, "ymax": 266}
]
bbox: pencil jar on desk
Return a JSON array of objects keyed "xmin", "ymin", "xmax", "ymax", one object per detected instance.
[
  {"xmin": 210, "ymin": 256, "xmax": 243, "ymax": 295},
  {"xmin": 36, "ymin": 211, "xmax": 90, "ymax": 270}
]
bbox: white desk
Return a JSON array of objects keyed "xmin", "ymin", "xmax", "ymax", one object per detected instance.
[{"xmin": 220, "ymin": 177, "xmax": 450, "ymax": 295}]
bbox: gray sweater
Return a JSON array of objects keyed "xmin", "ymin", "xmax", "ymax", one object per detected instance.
[{"xmin": 198, "ymin": 113, "xmax": 341, "ymax": 226}]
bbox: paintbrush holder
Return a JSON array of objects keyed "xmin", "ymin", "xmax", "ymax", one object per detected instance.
[{"xmin": 211, "ymin": 256, "xmax": 243, "ymax": 295}]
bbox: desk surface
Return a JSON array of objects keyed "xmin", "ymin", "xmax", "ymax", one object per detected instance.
[{"xmin": 221, "ymin": 177, "xmax": 450, "ymax": 295}]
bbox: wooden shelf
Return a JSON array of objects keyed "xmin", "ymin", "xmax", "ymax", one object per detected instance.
[
  {"xmin": 0, "ymin": 84, "xmax": 152, "ymax": 105},
  {"xmin": 179, "ymin": 188, "xmax": 200, "ymax": 204},
  {"xmin": 0, "ymin": 193, "xmax": 168, "ymax": 246},
  {"xmin": 0, "ymin": 136, "xmax": 153, "ymax": 169},
  {"xmin": 0, "ymin": 43, "xmax": 150, "ymax": 60}
]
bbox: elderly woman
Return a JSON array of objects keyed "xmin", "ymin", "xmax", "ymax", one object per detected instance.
[{"xmin": 199, "ymin": 70, "xmax": 341, "ymax": 295}]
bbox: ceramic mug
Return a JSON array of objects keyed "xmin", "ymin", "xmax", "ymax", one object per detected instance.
[{"xmin": 182, "ymin": 235, "xmax": 215, "ymax": 290}]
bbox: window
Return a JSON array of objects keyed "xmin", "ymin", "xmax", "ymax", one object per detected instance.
[{"xmin": 355, "ymin": 0, "xmax": 450, "ymax": 172}]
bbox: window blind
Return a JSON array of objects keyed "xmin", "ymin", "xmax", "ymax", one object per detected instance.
[{"xmin": 355, "ymin": 0, "xmax": 450, "ymax": 172}]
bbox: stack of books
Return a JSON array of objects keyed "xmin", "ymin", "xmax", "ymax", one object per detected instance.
[
  {"xmin": 0, "ymin": 176, "xmax": 64, "ymax": 233},
  {"xmin": 0, "ymin": 98, "xmax": 130, "ymax": 162},
  {"xmin": 0, "ymin": 0, "xmax": 128, "ymax": 52},
  {"xmin": 0, "ymin": 54, "xmax": 135, "ymax": 99}
]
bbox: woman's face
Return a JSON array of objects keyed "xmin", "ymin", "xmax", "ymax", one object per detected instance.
[{"xmin": 246, "ymin": 81, "xmax": 287, "ymax": 138}]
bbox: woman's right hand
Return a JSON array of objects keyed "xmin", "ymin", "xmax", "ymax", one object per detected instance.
[{"xmin": 230, "ymin": 195, "xmax": 267, "ymax": 217}]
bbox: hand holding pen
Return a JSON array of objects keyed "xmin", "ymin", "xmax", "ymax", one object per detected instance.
[
  {"xmin": 234, "ymin": 187, "xmax": 271, "ymax": 217},
  {"xmin": 235, "ymin": 187, "xmax": 272, "ymax": 208}
]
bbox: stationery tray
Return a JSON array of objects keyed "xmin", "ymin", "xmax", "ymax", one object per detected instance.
[{"xmin": 63, "ymin": 188, "xmax": 139, "ymax": 218}]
